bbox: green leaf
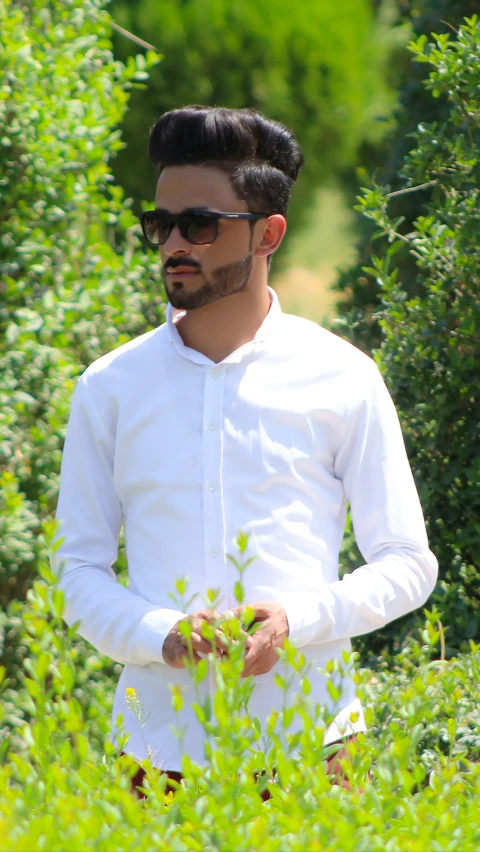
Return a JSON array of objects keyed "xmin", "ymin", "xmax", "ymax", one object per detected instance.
[
  {"xmin": 35, "ymin": 652, "xmax": 52, "ymax": 681},
  {"xmin": 233, "ymin": 531, "xmax": 250, "ymax": 554},
  {"xmin": 233, "ymin": 580, "xmax": 244, "ymax": 604},
  {"xmin": 213, "ymin": 689, "xmax": 228, "ymax": 726},
  {"xmin": 327, "ymin": 681, "xmax": 341, "ymax": 702}
]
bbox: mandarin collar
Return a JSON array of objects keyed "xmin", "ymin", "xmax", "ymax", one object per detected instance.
[{"xmin": 166, "ymin": 285, "xmax": 282, "ymax": 366}]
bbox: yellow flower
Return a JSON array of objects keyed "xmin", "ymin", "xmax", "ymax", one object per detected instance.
[{"xmin": 125, "ymin": 687, "xmax": 137, "ymax": 698}]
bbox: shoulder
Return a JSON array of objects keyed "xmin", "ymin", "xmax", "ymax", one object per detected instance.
[
  {"xmin": 77, "ymin": 321, "xmax": 169, "ymax": 395},
  {"xmin": 275, "ymin": 312, "xmax": 378, "ymax": 375}
]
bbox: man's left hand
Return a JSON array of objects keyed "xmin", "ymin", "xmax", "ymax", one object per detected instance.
[{"xmin": 223, "ymin": 601, "xmax": 289, "ymax": 677}]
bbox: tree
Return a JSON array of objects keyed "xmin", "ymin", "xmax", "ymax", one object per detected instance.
[
  {"xmin": 330, "ymin": 0, "xmax": 480, "ymax": 354},
  {"xmin": 339, "ymin": 16, "xmax": 480, "ymax": 662},
  {"xmin": 108, "ymin": 0, "xmax": 401, "ymax": 262}
]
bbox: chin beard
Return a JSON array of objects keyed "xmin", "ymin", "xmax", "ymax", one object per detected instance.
[{"xmin": 163, "ymin": 254, "xmax": 253, "ymax": 310}]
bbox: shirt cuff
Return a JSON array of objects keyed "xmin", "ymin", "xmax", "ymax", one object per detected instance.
[
  {"xmin": 131, "ymin": 608, "xmax": 186, "ymax": 664},
  {"xmin": 275, "ymin": 593, "xmax": 326, "ymax": 648}
]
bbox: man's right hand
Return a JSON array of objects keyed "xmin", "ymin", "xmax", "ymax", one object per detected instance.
[{"xmin": 162, "ymin": 608, "xmax": 252, "ymax": 669}]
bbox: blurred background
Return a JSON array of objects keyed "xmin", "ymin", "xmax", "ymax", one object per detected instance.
[
  {"xmin": 108, "ymin": 0, "xmax": 407, "ymax": 325},
  {"xmin": 106, "ymin": 0, "xmax": 478, "ymax": 329}
]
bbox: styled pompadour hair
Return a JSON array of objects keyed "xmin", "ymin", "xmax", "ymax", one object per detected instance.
[{"xmin": 148, "ymin": 105, "xmax": 304, "ymax": 217}]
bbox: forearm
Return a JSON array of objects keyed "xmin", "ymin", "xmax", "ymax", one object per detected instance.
[
  {"xmin": 279, "ymin": 544, "xmax": 438, "ymax": 647},
  {"xmin": 282, "ymin": 359, "xmax": 439, "ymax": 648},
  {"xmin": 52, "ymin": 370, "xmax": 185, "ymax": 667},
  {"xmin": 52, "ymin": 555, "xmax": 186, "ymax": 666}
]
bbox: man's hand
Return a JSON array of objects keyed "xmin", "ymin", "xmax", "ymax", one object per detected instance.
[
  {"xmin": 226, "ymin": 601, "xmax": 289, "ymax": 677},
  {"xmin": 162, "ymin": 608, "xmax": 252, "ymax": 669}
]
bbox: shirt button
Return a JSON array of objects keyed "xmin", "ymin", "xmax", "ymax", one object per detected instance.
[
  {"xmin": 210, "ymin": 367, "xmax": 221, "ymax": 378},
  {"xmin": 207, "ymin": 481, "xmax": 217, "ymax": 492},
  {"xmin": 208, "ymin": 421, "xmax": 217, "ymax": 431},
  {"xmin": 210, "ymin": 546, "xmax": 219, "ymax": 557}
]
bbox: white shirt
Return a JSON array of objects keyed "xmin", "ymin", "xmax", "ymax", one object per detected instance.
[{"xmin": 52, "ymin": 285, "xmax": 438, "ymax": 771}]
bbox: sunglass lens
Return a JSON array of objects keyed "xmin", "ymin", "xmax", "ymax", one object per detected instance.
[
  {"xmin": 183, "ymin": 213, "xmax": 217, "ymax": 244},
  {"xmin": 143, "ymin": 213, "xmax": 171, "ymax": 245}
]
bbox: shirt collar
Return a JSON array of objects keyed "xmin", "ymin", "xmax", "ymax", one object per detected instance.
[{"xmin": 166, "ymin": 285, "xmax": 282, "ymax": 366}]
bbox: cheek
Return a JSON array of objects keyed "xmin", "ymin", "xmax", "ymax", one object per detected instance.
[
  {"xmin": 211, "ymin": 229, "xmax": 251, "ymax": 266},
  {"xmin": 196, "ymin": 245, "xmax": 230, "ymax": 275}
]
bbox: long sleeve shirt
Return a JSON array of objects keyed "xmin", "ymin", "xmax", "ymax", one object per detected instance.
[{"xmin": 51, "ymin": 285, "xmax": 438, "ymax": 771}]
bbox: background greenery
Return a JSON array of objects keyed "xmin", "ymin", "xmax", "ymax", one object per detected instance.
[
  {"xmin": 108, "ymin": 0, "xmax": 403, "ymax": 264},
  {"xmin": 1, "ymin": 0, "xmax": 479, "ymax": 845},
  {"xmin": 327, "ymin": 8, "xmax": 480, "ymax": 663},
  {"xmin": 333, "ymin": 0, "xmax": 480, "ymax": 350}
]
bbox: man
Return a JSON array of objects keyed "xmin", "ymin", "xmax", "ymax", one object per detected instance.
[{"xmin": 52, "ymin": 106, "xmax": 438, "ymax": 797}]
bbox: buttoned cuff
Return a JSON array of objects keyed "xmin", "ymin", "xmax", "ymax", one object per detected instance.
[{"xmin": 132, "ymin": 608, "xmax": 187, "ymax": 665}]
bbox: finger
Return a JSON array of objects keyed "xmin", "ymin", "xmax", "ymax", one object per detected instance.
[
  {"xmin": 194, "ymin": 619, "xmax": 229, "ymax": 654},
  {"xmin": 175, "ymin": 641, "xmax": 201, "ymax": 665},
  {"xmin": 179, "ymin": 648, "xmax": 203, "ymax": 666},
  {"xmin": 188, "ymin": 632, "xmax": 223, "ymax": 657},
  {"xmin": 192, "ymin": 613, "xmax": 224, "ymax": 644},
  {"xmin": 241, "ymin": 631, "xmax": 275, "ymax": 670},
  {"xmin": 225, "ymin": 606, "xmax": 248, "ymax": 622},
  {"xmin": 223, "ymin": 606, "xmax": 255, "ymax": 625},
  {"xmin": 221, "ymin": 608, "xmax": 254, "ymax": 643},
  {"xmin": 217, "ymin": 622, "xmax": 253, "ymax": 652},
  {"xmin": 222, "ymin": 609, "xmax": 237, "ymax": 620},
  {"xmin": 215, "ymin": 628, "xmax": 253, "ymax": 654},
  {"xmin": 213, "ymin": 628, "xmax": 231, "ymax": 652},
  {"xmin": 241, "ymin": 648, "xmax": 277, "ymax": 678},
  {"xmin": 193, "ymin": 608, "xmax": 221, "ymax": 622},
  {"xmin": 240, "ymin": 640, "xmax": 260, "ymax": 675}
]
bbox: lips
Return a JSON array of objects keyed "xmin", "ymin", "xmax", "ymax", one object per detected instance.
[{"xmin": 166, "ymin": 268, "xmax": 199, "ymax": 275}]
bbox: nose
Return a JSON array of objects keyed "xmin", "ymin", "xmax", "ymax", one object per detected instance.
[{"xmin": 162, "ymin": 224, "xmax": 192, "ymax": 257}]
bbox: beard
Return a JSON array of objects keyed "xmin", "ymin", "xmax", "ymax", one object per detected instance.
[{"xmin": 162, "ymin": 253, "xmax": 253, "ymax": 311}]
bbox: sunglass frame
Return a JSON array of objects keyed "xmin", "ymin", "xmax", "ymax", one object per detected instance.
[{"xmin": 140, "ymin": 208, "xmax": 269, "ymax": 247}]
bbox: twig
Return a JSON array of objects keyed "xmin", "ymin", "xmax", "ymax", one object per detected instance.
[
  {"xmin": 437, "ymin": 619, "xmax": 446, "ymax": 661},
  {"xmin": 386, "ymin": 180, "xmax": 437, "ymax": 199},
  {"xmin": 440, "ymin": 20, "xmax": 459, "ymax": 36},
  {"xmin": 110, "ymin": 20, "xmax": 157, "ymax": 51}
]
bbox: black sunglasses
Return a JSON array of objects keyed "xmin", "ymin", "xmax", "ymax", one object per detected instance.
[{"xmin": 140, "ymin": 208, "xmax": 269, "ymax": 247}]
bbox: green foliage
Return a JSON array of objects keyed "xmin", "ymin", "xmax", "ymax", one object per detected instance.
[
  {"xmin": 0, "ymin": 0, "xmax": 163, "ymax": 610},
  {"xmin": 0, "ymin": 0, "xmax": 170, "ymax": 714},
  {"xmin": 109, "ymin": 0, "xmax": 400, "ymax": 258},
  {"xmin": 1, "ymin": 523, "xmax": 480, "ymax": 850},
  {"xmin": 2, "ymin": 14, "xmax": 478, "ymax": 841},
  {"xmin": 334, "ymin": 16, "xmax": 480, "ymax": 661},
  {"xmin": 332, "ymin": 0, "xmax": 480, "ymax": 352}
]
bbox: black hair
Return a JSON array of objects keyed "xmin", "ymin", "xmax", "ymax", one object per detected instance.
[{"xmin": 148, "ymin": 105, "xmax": 304, "ymax": 218}]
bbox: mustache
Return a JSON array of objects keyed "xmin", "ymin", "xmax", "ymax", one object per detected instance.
[{"xmin": 163, "ymin": 257, "xmax": 202, "ymax": 273}]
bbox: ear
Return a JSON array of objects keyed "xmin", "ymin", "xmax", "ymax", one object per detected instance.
[{"xmin": 254, "ymin": 214, "xmax": 287, "ymax": 259}]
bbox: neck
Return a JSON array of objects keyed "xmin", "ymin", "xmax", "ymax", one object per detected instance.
[{"xmin": 173, "ymin": 281, "xmax": 271, "ymax": 364}]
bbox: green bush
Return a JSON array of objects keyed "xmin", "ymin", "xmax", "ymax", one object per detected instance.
[
  {"xmin": 1, "ymin": 522, "xmax": 480, "ymax": 850},
  {"xmin": 334, "ymin": 16, "xmax": 480, "ymax": 661},
  {"xmin": 0, "ymin": 0, "xmax": 172, "ymax": 725},
  {"xmin": 0, "ymin": 0, "xmax": 162, "ymax": 614},
  {"xmin": 2, "ymin": 0, "xmax": 478, "ymax": 744},
  {"xmin": 333, "ymin": 0, "xmax": 480, "ymax": 353}
]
